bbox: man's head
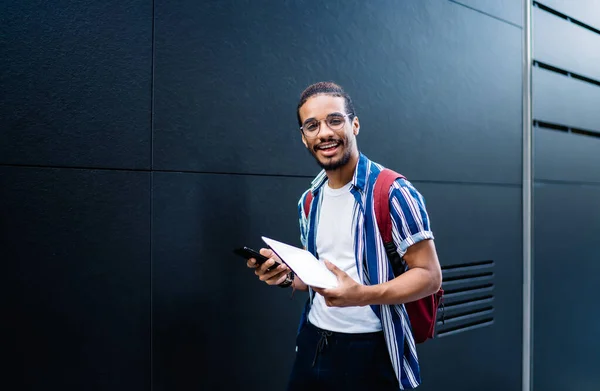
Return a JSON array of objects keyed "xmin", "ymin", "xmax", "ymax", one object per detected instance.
[{"xmin": 296, "ymin": 82, "xmax": 360, "ymax": 171}]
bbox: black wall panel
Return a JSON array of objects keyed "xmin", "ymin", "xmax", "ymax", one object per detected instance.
[
  {"xmin": 154, "ymin": 0, "xmax": 522, "ymax": 185},
  {"xmin": 536, "ymin": 0, "xmax": 600, "ymax": 30},
  {"xmin": 533, "ymin": 67, "xmax": 600, "ymax": 131},
  {"xmin": 152, "ymin": 172, "xmax": 311, "ymax": 391},
  {"xmin": 1, "ymin": 167, "xmax": 151, "ymax": 390},
  {"xmin": 533, "ymin": 7, "xmax": 600, "ymax": 81},
  {"xmin": 0, "ymin": 0, "xmax": 153, "ymax": 170},
  {"xmin": 411, "ymin": 183, "xmax": 522, "ymax": 391},
  {"xmin": 534, "ymin": 127, "xmax": 600, "ymax": 183},
  {"xmin": 533, "ymin": 183, "xmax": 600, "ymax": 391},
  {"xmin": 450, "ymin": 0, "xmax": 522, "ymax": 26}
]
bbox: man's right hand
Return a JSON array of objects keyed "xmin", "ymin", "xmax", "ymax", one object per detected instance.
[{"xmin": 246, "ymin": 248, "xmax": 291, "ymax": 286}]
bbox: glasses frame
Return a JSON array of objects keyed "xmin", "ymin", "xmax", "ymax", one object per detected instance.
[{"xmin": 299, "ymin": 112, "xmax": 354, "ymax": 138}]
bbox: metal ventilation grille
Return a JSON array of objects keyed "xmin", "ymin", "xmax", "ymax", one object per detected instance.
[{"xmin": 436, "ymin": 260, "xmax": 495, "ymax": 338}]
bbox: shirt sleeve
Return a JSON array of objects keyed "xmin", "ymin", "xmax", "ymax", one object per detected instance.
[{"xmin": 389, "ymin": 178, "xmax": 434, "ymax": 256}]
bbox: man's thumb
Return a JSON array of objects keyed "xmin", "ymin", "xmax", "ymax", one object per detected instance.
[{"xmin": 324, "ymin": 260, "xmax": 341, "ymax": 274}]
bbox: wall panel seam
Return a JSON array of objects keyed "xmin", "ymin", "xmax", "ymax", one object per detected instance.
[
  {"xmin": 448, "ymin": 0, "xmax": 523, "ymax": 28},
  {"xmin": 522, "ymin": 1, "xmax": 533, "ymax": 391}
]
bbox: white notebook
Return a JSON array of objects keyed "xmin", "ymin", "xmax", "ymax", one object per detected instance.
[{"xmin": 261, "ymin": 236, "xmax": 338, "ymax": 289}]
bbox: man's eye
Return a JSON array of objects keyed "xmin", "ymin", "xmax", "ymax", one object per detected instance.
[
  {"xmin": 328, "ymin": 118, "xmax": 343, "ymax": 126},
  {"xmin": 305, "ymin": 122, "xmax": 318, "ymax": 131}
]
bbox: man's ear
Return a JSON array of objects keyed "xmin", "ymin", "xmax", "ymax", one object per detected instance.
[
  {"xmin": 301, "ymin": 133, "xmax": 308, "ymax": 148},
  {"xmin": 353, "ymin": 116, "xmax": 360, "ymax": 136}
]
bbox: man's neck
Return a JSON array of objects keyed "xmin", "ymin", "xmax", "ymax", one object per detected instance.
[{"xmin": 325, "ymin": 153, "xmax": 359, "ymax": 189}]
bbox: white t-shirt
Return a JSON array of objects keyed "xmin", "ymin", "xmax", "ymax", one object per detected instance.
[{"xmin": 307, "ymin": 180, "xmax": 382, "ymax": 333}]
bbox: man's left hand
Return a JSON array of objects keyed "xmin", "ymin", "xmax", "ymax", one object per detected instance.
[{"xmin": 312, "ymin": 260, "xmax": 366, "ymax": 307}]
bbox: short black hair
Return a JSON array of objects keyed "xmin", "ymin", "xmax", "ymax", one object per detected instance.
[{"xmin": 296, "ymin": 81, "xmax": 356, "ymax": 126}]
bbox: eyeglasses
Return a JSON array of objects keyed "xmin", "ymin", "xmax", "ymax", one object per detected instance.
[{"xmin": 300, "ymin": 113, "xmax": 353, "ymax": 138}]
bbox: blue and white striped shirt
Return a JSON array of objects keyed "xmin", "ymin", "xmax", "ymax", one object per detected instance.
[{"xmin": 297, "ymin": 153, "xmax": 434, "ymax": 390}]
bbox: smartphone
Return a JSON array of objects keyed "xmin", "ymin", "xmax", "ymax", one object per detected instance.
[
  {"xmin": 234, "ymin": 246, "xmax": 270, "ymax": 264},
  {"xmin": 233, "ymin": 246, "xmax": 282, "ymax": 271},
  {"xmin": 234, "ymin": 246, "xmax": 283, "ymax": 272}
]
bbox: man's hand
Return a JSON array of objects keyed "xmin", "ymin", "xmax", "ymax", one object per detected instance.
[
  {"xmin": 312, "ymin": 260, "xmax": 366, "ymax": 307},
  {"xmin": 246, "ymin": 248, "xmax": 290, "ymax": 286}
]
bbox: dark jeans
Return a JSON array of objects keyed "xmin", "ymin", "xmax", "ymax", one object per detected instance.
[{"xmin": 287, "ymin": 321, "xmax": 400, "ymax": 391}]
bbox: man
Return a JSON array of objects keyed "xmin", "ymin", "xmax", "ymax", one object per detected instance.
[{"xmin": 247, "ymin": 82, "xmax": 442, "ymax": 390}]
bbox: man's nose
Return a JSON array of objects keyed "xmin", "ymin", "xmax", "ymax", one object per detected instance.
[{"xmin": 318, "ymin": 120, "xmax": 336, "ymax": 138}]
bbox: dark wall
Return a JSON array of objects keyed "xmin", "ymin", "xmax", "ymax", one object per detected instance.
[
  {"xmin": 2, "ymin": 1, "xmax": 524, "ymax": 390},
  {"xmin": 1, "ymin": 0, "xmax": 153, "ymax": 389},
  {"xmin": 531, "ymin": 2, "xmax": 600, "ymax": 391}
]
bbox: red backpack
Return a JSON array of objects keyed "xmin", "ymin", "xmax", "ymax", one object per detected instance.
[{"xmin": 304, "ymin": 168, "xmax": 444, "ymax": 343}]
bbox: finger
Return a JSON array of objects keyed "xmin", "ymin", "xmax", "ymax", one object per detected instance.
[
  {"xmin": 255, "ymin": 258, "xmax": 275, "ymax": 275},
  {"xmin": 247, "ymin": 258, "xmax": 257, "ymax": 268},
  {"xmin": 270, "ymin": 271, "xmax": 289, "ymax": 286},
  {"xmin": 262, "ymin": 248, "xmax": 285, "ymax": 265},
  {"xmin": 266, "ymin": 263, "xmax": 289, "ymax": 280},
  {"xmin": 261, "ymin": 258, "xmax": 279, "ymax": 273},
  {"xmin": 263, "ymin": 267, "xmax": 289, "ymax": 285},
  {"xmin": 263, "ymin": 265, "xmax": 290, "ymax": 281},
  {"xmin": 324, "ymin": 260, "xmax": 343, "ymax": 276},
  {"xmin": 255, "ymin": 264, "xmax": 265, "ymax": 276},
  {"xmin": 260, "ymin": 248, "xmax": 275, "ymax": 259},
  {"xmin": 258, "ymin": 261, "xmax": 286, "ymax": 280}
]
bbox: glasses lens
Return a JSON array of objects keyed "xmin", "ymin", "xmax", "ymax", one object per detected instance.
[
  {"xmin": 303, "ymin": 120, "xmax": 319, "ymax": 134},
  {"xmin": 326, "ymin": 114, "xmax": 345, "ymax": 130}
]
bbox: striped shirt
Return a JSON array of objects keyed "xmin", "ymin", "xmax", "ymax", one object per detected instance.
[{"xmin": 297, "ymin": 153, "xmax": 434, "ymax": 390}]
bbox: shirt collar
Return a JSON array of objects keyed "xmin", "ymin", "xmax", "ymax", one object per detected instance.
[{"xmin": 309, "ymin": 152, "xmax": 370, "ymax": 194}]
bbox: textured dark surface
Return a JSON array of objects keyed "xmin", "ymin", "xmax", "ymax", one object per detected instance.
[
  {"xmin": 413, "ymin": 182, "xmax": 522, "ymax": 391},
  {"xmin": 153, "ymin": 0, "xmax": 522, "ymax": 184},
  {"xmin": 536, "ymin": 0, "xmax": 600, "ymax": 30},
  {"xmin": 533, "ymin": 182, "xmax": 600, "ymax": 391},
  {"xmin": 451, "ymin": 0, "xmax": 523, "ymax": 26},
  {"xmin": 1, "ymin": 166, "xmax": 151, "ymax": 390},
  {"xmin": 533, "ymin": 67, "xmax": 600, "ymax": 132},
  {"xmin": 151, "ymin": 172, "xmax": 310, "ymax": 391},
  {"xmin": 534, "ymin": 127, "xmax": 600, "ymax": 184},
  {"xmin": 533, "ymin": 7, "xmax": 600, "ymax": 81},
  {"xmin": 0, "ymin": 0, "xmax": 152, "ymax": 169}
]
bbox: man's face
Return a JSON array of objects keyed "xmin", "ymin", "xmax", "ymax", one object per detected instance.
[{"xmin": 298, "ymin": 95, "xmax": 359, "ymax": 171}]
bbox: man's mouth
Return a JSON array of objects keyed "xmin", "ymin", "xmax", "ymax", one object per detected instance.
[{"xmin": 316, "ymin": 141, "xmax": 341, "ymax": 152}]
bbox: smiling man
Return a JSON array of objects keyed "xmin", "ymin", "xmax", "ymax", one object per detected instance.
[{"xmin": 247, "ymin": 82, "xmax": 442, "ymax": 390}]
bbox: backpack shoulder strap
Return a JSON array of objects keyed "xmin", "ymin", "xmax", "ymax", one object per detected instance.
[
  {"xmin": 303, "ymin": 191, "xmax": 313, "ymax": 219},
  {"xmin": 374, "ymin": 169, "xmax": 407, "ymax": 276},
  {"xmin": 373, "ymin": 168, "xmax": 405, "ymax": 245}
]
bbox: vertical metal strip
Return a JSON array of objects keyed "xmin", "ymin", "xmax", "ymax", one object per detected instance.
[{"xmin": 522, "ymin": 1, "xmax": 533, "ymax": 391}]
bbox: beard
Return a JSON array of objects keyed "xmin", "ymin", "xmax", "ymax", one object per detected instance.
[{"xmin": 308, "ymin": 137, "xmax": 354, "ymax": 171}]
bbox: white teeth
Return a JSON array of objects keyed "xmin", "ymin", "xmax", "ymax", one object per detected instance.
[{"xmin": 319, "ymin": 142, "xmax": 338, "ymax": 149}]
